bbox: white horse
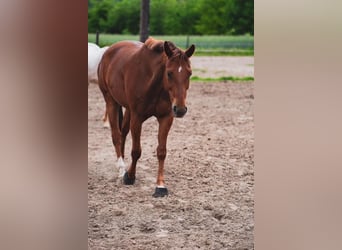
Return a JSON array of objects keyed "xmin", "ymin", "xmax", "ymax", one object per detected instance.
[{"xmin": 88, "ymin": 43, "xmax": 110, "ymax": 128}]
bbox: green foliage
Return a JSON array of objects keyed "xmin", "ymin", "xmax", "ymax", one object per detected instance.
[
  {"xmin": 108, "ymin": 0, "xmax": 140, "ymax": 34},
  {"xmin": 88, "ymin": 0, "xmax": 254, "ymax": 35},
  {"xmin": 195, "ymin": 0, "xmax": 232, "ymax": 35},
  {"xmin": 194, "ymin": 0, "xmax": 254, "ymax": 35},
  {"xmin": 88, "ymin": 0, "xmax": 113, "ymax": 32},
  {"xmin": 230, "ymin": 0, "xmax": 254, "ymax": 35},
  {"xmin": 150, "ymin": 0, "xmax": 201, "ymax": 35},
  {"xmin": 88, "ymin": 0, "xmax": 140, "ymax": 33}
]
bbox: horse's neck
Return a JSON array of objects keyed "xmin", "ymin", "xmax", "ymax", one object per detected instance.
[
  {"xmin": 145, "ymin": 63, "xmax": 170, "ymax": 104},
  {"xmin": 138, "ymin": 48, "xmax": 169, "ymax": 102},
  {"xmin": 146, "ymin": 52, "xmax": 166, "ymax": 88}
]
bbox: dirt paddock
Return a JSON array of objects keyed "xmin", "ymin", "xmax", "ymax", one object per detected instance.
[{"xmin": 88, "ymin": 57, "xmax": 254, "ymax": 249}]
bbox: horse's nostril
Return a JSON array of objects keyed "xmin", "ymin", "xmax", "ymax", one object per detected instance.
[{"xmin": 172, "ymin": 105, "xmax": 187, "ymax": 117}]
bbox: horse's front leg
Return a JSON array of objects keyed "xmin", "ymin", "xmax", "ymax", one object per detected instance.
[
  {"xmin": 153, "ymin": 115, "xmax": 174, "ymax": 197},
  {"xmin": 123, "ymin": 114, "xmax": 142, "ymax": 185},
  {"xmin": 120, "ymin": 109, "xmax": 131, "ymax": 159}
]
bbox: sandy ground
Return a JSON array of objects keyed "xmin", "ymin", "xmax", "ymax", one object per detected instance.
[
  {"xmin": 88, "ymin": 56, "xmax": 254, "ymax": 249},
  {"xmin": 191, "ymin": 56, "xmax": 254, "ymax": 78}
]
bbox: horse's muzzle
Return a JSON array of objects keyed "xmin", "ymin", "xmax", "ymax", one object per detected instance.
[{"xmin": 173, "ymin": 105, "xmax": 187, "ymax": 118}]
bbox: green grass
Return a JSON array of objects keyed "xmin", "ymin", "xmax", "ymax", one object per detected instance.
[
  {"xmin": 88, "ymin": 34, "xmax": 254, "ymax": 56},
  {"xmin": 88, "ymin": 34, "xmax": 139, "ymax": 46},
  {"xmin": 190, "ymin": 76, "xmax": 254, "ymax": 82},
  {"xmin": 194, "ymin": 49, "xmax": 254, "ymax": 56}
]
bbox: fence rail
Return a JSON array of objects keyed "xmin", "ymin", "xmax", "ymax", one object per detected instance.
[{"xmin": 88, "ymin": 34, "xmax": 254, "ymax": 50}]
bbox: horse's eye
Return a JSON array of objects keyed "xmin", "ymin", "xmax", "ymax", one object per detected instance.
[{"xmin": 167, "ymin": 72, "xmax": 172, "ymax": 79}]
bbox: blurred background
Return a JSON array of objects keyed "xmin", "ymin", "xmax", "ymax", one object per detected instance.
[{"xmin": 88, "ymin": 0, "xmax": 254, "ymax": 57}]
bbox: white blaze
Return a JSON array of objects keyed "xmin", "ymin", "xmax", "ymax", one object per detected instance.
[{"xmin": 178, "ymin": 66, "xmax": 182, "ymax": 73}]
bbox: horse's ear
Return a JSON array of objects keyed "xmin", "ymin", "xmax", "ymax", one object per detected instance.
[
  {"xmin": 164, "ymin": 41, "xmax": 173, "ymax": 58},
  {"xmin": 185, "ymin": 44, "xmax": 195, "ymax": 58}
]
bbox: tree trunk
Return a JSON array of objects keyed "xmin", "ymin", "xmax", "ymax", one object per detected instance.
[{"xmin": 139, "ymin": 0, "xmax": 150, "ymax": 42}]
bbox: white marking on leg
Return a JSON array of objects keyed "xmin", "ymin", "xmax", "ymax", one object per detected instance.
[
  {"xmin": 178, "ymin": 66, "xmax": 182, "ymax": 73},
  {"xmin": 103, "ymin": 119, "xmax": 110, "ymax": 128},
  {"xmin": 117, "ymin": 157, "xmax": 126, "ymax": 177},
  {"xmin": 157, "ymin": 185, "xmax": 166, "ymax": 188}
]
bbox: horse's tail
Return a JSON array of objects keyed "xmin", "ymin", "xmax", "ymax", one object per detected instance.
[{"xmin": 118, "ymin": 106, "xmax": 123, "ymax": 131}]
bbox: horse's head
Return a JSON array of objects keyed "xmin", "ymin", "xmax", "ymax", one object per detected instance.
[{"xmin": 163, "ymin": 41, "xmax": 195, "ymax": 118}]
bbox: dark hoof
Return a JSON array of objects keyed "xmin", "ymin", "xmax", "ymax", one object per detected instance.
[
  {"xmin": 152, "ymin": 187, "xmax": 168, "ymax": 198},
  {"xmin": 123, "ymin": 172, "xmax": 135, "ymax": 185}
]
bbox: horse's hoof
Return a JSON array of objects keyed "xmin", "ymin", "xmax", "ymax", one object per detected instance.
[
  {"xmin": 123, "ymin": 172, "xmax": 135, "ymax": 185},
  {"xmin": 152, "ymin": 187, "xmax": 168, "ymax": 198}
]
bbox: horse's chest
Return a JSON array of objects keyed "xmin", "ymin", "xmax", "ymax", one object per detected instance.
[
  {"xmin": 155, "ymin": 99, "xmax": 172, "ymax": 117},
  {"xmin": 134, "ymin": 98, "xmax": 170, "ymax": 119}
]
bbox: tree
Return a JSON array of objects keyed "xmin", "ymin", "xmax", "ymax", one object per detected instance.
[
  {"xmin": 230, "ymin": 0, "xmax": 254, "ymax": 35},
  {"xmin": 195, "ymin": 0, "xmax": 233, "ymax": 35},
  {"xmin": 140, "ymin": 0, "xmax": 150, "ymax": 42},
  {"xmin": 194, "ymin": 0, "xmax": 253, "ymax": 35},
  {"xmin": 88, "ymin": 0, "xmax": 254, "ymax": 36},
  {"xmin": 106, "ymin": 0, "xmax": 140, "ymax": 34},
  {"xmin": 88, "ymin": 0, "xmax": 114, "ymax": 33}
]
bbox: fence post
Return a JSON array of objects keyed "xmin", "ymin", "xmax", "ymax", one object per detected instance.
[{"xmin": 95, "ymin": 31, "xmax": 99, "ymax": 46}]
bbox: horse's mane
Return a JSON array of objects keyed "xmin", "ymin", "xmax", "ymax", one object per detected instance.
[
  {"xmin": 144, "ymin": 37, "xmax": 164, "ymax": 52},
  {"xmin": 144, "ymin": 37, "xmax": 178, "ymax": 55}
]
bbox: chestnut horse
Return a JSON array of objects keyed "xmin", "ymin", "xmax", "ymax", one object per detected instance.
[{"xmin": 98, "ymin": 38, "xmax": 195, "ymax": 197}]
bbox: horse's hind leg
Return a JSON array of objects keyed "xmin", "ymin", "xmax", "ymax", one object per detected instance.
[
  {"xmin": 102, "ymin": 108, "xmax": 110, "ymax": 128},
  {"xmin": 153, "ymin": 115, "xmax": 173, "ymax": 197},
  {"xmin": 120, "ymin": 109, "xmax": 130, "ymax": 159},
  {"xmin": 123, "ymin": 113, "xmax": 142, "ymax": 185},
  {"xmin": 106, "ymin": 101, "xmax": 126, "ymax": 177}
]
